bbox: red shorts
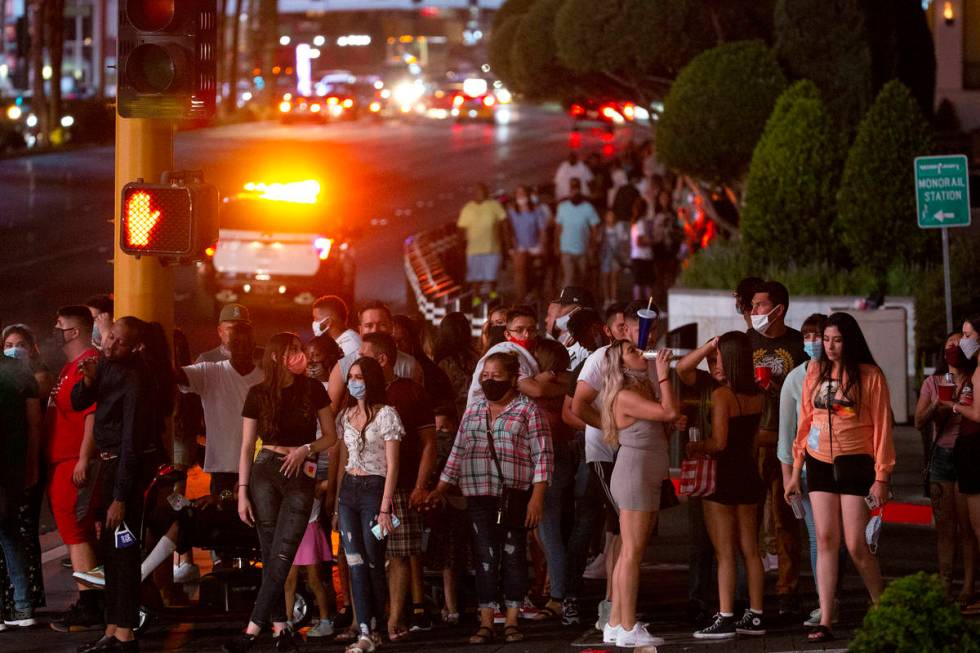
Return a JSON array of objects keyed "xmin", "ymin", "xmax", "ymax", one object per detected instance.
[{"xmin": 48, "ymin": 460, "xmax": 95, "ymax": 545}]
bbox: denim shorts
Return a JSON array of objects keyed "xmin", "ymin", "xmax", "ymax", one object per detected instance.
[{"xmin": 929, "ymin": 445, "xmax": 957, "ymax": 483}]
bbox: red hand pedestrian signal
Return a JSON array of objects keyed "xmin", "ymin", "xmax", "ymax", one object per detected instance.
[{"xmin": 124, "ymin": 191, "xmax": 162, "ymax": 247}]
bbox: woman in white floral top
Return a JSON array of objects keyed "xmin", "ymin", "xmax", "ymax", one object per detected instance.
[{"xmin": 334, "ymin": 356, "xmax": 404, "ymax": 653}]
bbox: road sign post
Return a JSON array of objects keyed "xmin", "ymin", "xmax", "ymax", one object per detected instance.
[{"xmin": 915, "ymin": 154, "xmax": 971, "ymax": 333}]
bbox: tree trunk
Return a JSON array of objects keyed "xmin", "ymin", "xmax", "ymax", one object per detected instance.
[
  {"xmin": 47, "ymin": 0, "xmax": 64, "ymax": 140},
  {"xmin": 29, "ymin": 0, "xmax": 47, "ymax": 146},
  {"xmin": 257, "ymin": 0, "xmax": 278, "ymax": 114},
  {"xmin": 226, "ymin": 0, "xmax": 243, "ymax": 116}
]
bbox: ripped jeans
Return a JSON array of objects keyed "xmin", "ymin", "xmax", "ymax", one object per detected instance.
[
  {"xmin": 467, "ymin": 495, "xmax": 528, "ymax": 610},
  {"xmin": 249, "ymin": 450, "xmax": 315, "ymax": 627},
  {"xmin": 337, "ymin": 474, "xmax": 387, "ymax": 635}
]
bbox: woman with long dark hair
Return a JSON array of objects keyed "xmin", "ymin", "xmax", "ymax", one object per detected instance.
[
  {"xmin": 686, "ymin": 332, "xmax": 766, "ymax": 640},
  {"xmin": 226, "ymin": 333, "xmax": 338, "ymax": 653},
  {"xmin": 334, "ymin": 356, "xmax": 403, "ymax": 653},
  {"xmin": 914, "ymin": 331, "xmax": 977, "ymax": 603},
  {"xmin": 3, "ymin": 324, "xmax": 54, "ymax": 405},
  {"xmin": 786, "ymin": 313, "xmax": 894, "ymax": 643},
  {"xmin": 507, "ymin": 185, "xmax": 548, "ymax": 302},
  {"xmin": 598, "ymin": 340, "xmax": 677, "ymax": 648},
  {"xmin": 434, "ymin": 312, "xmax": 480, "ymax": 419}
]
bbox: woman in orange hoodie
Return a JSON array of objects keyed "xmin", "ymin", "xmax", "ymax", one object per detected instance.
[{"xmin": 785, "ymin": 312, "xmax": 894, "ymax": 643}]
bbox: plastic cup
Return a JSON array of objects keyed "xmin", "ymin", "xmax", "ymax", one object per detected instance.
[
  {"xmin": 754, "ymin": 366, "xmax": 772, "ymax": 390},
  {"xmin": 938, "ymin": 383, "xmax": 955, "ymax": 402},
  {"xmin": 636, "ymin": 308, "xmax": 658, "ymax": 349}
]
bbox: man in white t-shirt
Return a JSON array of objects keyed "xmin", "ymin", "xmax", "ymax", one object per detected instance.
[
  {"xmin": 312, "ymin": 294, "xmax": 361, "ymax": 357},
  {"xmin": 196, "ymin": 303, "xmax": 252, "ymax": 363},
  {"xmin": 554, "ymin": 152, "xmax": 594, "ymax": 202},
  {"xmin": 177, "ymin": 322, "xmax": 264, "ymax": 496}
]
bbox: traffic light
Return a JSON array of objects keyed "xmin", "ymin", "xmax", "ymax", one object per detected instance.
[
  {"xmin": 120, "ymin": 173, "xmax": 218, "ymax": 260},
  {"xmin": 117, "ymin": 0, "xmax": 217, "ymax": 119}
]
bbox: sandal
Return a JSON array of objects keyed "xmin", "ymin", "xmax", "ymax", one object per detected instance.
[
  {"xmin": 336, "ymin": 627, "xmax": 360, "ymax": 642},
  {"xmin": 468, "ymin": 626, "xmax": 496, "ymax": 644},
  {"xmin": 388, "ymin": 626, "xmax": 410, "ymax": 642},
  {"xmin": 345, "ymin": 635, "xmax": 376, "ymax": 653},
  {"xmin": 504, "ymin": 625, "xmax": 525, "ymax": 642},
  {"xmin": 808, "ymin": 625, "xmax": 834, "ymax": 643}
]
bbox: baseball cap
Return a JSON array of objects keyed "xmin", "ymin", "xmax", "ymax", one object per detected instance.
[
  {"xmin": 218, "ymin": 303, "xmax": 251, "ymax": 324},
  {"xmin": 555, "ymin": 286, "xmax": 595, "ymax": 307}
]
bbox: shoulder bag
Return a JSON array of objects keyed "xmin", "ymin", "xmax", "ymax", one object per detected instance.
[{"xmin": 485, "ymin": 412, "xmax": 532, "ymax": 530}]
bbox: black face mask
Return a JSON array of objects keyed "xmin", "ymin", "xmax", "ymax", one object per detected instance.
[{"xmin": 481, "ymin": 378, "xmax": 512, "ymax": 402}]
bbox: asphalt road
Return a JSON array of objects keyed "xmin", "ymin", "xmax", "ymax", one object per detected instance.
[{"xmin": 0, "ymin": 105, "xmax": 628, "ymax": 362}]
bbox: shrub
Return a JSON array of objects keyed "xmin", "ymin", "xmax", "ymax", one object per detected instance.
[
  {"xmin": 850, "ymin": 572, "xmax": 980, "ymax": 653},
  {"xmin": 741, "ymin": 80, "xmax": 846, "ymax": 267},
  {"xmin": 657, "ymin": 40, "xmax": 787, "ymax": 187},
  {"xmin": 836, "ymin": 80, "xmax": 936, "ymax": 283}
]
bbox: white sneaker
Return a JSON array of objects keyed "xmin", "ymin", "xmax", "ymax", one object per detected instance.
[
  {"xmin": 595, "ymin": 599, "xmax": 612, "ymax": 631},
  {"xmin": 72, "ymin": 565, "xmax": 105, "ymax": 589},
  {"xmin": 583, "ymin": 553, "xmax": 607, "ymax": 579},
  {"xmin": 173, "ymin": 561, "xmax": 200, "ymax": 584},
  {"xmin": 0, "ymin": 623, "xmax": 6, "ymax": 632},
  {"xmin": 616, "ymin": 623, "xmax": 665, "ymax": 648},
  {"xmin": 803, "ymin": 600, "xmax": 839, "ymax": 627},
  {"xmin": 307, "ymin": 619, "xmax": 335, "ymax": 637},
  {"xmin": 602, "ymin": 623, "xmax": 623, "ymax": 644}
]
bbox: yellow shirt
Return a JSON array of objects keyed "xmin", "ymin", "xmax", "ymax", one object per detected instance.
[{"xmin": 457, "ymin": 200, "xmax": 506, "ymax": 255}]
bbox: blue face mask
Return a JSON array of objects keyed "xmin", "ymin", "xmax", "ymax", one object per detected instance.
[
  {"xmin": 347, "ymin": 379, "xmax": 367, "ymax": 400},
  {"xmin": 4, "ymin": 347, "xmax": 28, "ymax": 363},
  {"xmin": 803, "ymin": 340, "xmax": 823, "ymax": 361}
]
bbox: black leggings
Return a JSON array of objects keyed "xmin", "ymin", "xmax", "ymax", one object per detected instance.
[{"xmin": 248, "ymin": 449, "xmax": 315, "ymax": 627}]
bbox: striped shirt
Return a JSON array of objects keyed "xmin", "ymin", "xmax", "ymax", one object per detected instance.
[{"xmin": 440, "ymin": 393, "xmax": 553, "ymax": 497}]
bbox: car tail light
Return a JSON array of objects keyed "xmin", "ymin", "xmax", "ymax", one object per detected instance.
[
  {"xmin": 570, "ymin": 103, "xmax": 584, "ymax": 117},
  {"xmin": 327, "ymin": 96, "xmax": 339, "ymax": 106},
  {"xmin": 483, "ymin": 95, "xmax": 495, "ymax": 107},
  {"xmin": 623, "ymin": 103, "xmax": 635, "ymax": 119},
  {"xmin": 205, "ymin": 243, "xmax": 216, "ymax": 257},
  {"xmin": 314, "ymin": 236, "xmax": 333, "ymax": 260},
  {"xmin": 342, "ymin": 98, "xmax": 354, "ymax": 109}
]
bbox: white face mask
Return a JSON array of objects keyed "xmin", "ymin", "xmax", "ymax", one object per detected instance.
[
  {"xmin": 865, "ymin": 514, "xmax": 882, "ymax": 554},
  {"xmin": 312, "ymin": 319, "xmax": 327, "ymax": 338},
  {"xmin": 961, "ymin": 336, "xmax": 980, "ymax": 361},
  {"xmin": 751, "ymin": 306, "xmax": 779, "ymax": 335},
  {"xmin": 555, "ymin": 314, "xmax": 571, "ymax": 332}
]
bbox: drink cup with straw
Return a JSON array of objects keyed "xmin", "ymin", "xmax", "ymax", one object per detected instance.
[{"xmin": 637, "ymin": 298, "xmax": 658, "ymax": 350}]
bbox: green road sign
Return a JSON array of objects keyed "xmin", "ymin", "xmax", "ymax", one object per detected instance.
[{"xmin": 915, "ymin": 154, "xmax": 971, "ymax": 229}]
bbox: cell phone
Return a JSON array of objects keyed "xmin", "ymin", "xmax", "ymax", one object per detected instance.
[
  {"xmin": 864, "ymin": 494, "xmax": 878, "ymax": 511},
  {"xmin": 371, "ymin": 513, "xmax": 401, "ymax": 540}
]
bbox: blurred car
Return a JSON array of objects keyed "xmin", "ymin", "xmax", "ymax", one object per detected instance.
[
  {"xmin": 278, "ymin": 92, "xmax": 358, "ymax": 123},
  {"xmin": 449, "ymin": 78, "xmax": 496, "ymax": 123},
  {"xmin": 200, "ymin": 180, "xmax": 356, "ymax": 309},
  {"xmin": 566, "ymin": 99, "xmax": 645, "ymax": 131}
]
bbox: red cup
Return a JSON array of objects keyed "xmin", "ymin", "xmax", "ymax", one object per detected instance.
[
  {"xmin": 938, "ymin": 383, "xmax": 955, "ymax": 402},
  {"xmin": 754, "ymin": 366, "xmax": 772, "ymax": 390}
]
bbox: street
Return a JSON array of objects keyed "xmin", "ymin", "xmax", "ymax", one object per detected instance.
[{"xmin": 0, "ymin": 106, "xmax": 625, "ymax": 355}]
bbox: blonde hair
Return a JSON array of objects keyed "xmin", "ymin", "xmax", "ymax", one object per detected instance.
[{"xmin": 598, "ymin": 340, "xmax": 648, "ymax": 446}]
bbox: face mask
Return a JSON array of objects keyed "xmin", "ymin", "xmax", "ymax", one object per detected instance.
[
  {"xmin": 945, "ymin": 345, "xmax": 968, "ymax": 369},
  {"xmin": 312, "ymin": 320, "xmax": 327, "ymax": 338},
  {"xmin": 3, "ymin": 347, "xmax": 28, "ymax": 363},
  {"xmin": 803, "ymin": 340, "xmax": 823, "ymax": 361},
  {"xmin": 54, "ymin": 326, "xmax": 77, "ymax": 345},
  {"xmin": 307, "ymin": 362, "xmax": 325, "ymax": 379},
  {"xmin": 516, "ymin": 197, "xmax": 529, "ymax": 208},
  {"xmin": 960, "ymin": 336, "xmax": 980, "ymax": 361},
  {"xmin": 751, "ymin": 306, "xmax": 779, "ymax": 335},
  {"xmin": 92, "ymin": 325, "xmax": 102, "ymax": 349},
  {"xmin": 555, "ymin": 314, "xmax": 571, "ymax": 331},
  {"xmin": 480, "ymin": 378, "xmax": 512, "ymax": 402},
  {"xmin": 865, "ymin": 514, "xmax": 882, "ymax": 555},
  {"xmin": 114, "ymin": 523, "xmax": 137, "ymax": 549},
  {"xmin": 285, "ymin": 351, "xmax": 308, "ymax": 375},
  {"xmin": 507, "ymin": 333, "xmax": 535, "ymax": 352},
  {"xmin": 347, "ymin": 379, "xmax": 367, "ymax": 400}
]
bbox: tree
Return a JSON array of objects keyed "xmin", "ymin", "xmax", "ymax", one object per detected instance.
[
  {"xmin": 488, "ymin": 15, "xmax": 523, "ymax": 91},
  {"xmin": 741, "ymin": 80, "xmax": 846, "ymax": 267},
  {"xmin": 509, "ymin": 0, "xmax": 580, "ymax": 101},
  {"xmin": 836, "ymin": 80, "xmax": 935, "ymax": 284},
  {"xmin": 657, "ymin": 40, "xmax": 787, "ymax": 189},
  {"xmin": 865, "ymin": 0, "xmax": 936, "ymax": 119},
  {"xmin": 774, "ymin": 0, "xmax": 874, "ymax": 136}
]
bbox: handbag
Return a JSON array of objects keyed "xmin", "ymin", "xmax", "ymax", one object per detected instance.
[
  {"xmin": 679, "ymin": 455, "xmax": 716, "ymax": 497},
  {"xmin": 485, "ymin": 413, "xmax": 532, "ymax": 530},
  {"xmin": 659, "ymin": 477, "xmax": 680, "ymax": 509}
]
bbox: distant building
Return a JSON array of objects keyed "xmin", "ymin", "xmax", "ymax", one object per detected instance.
[{"xmin": 931, "ymin": 0, "xmax": 980, "ymax": 131}]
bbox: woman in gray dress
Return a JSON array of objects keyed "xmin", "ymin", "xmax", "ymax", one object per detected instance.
[{"xmin": 598, "ymin": 340, "xmax": 677, "ymax": 648}]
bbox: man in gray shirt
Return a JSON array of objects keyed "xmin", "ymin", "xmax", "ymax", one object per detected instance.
[{"xmin": 196, "ymin": 304, "xmax": 251, "ymax": 363}]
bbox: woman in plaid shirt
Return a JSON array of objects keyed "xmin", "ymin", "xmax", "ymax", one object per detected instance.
[{"xmin": 429, "ymin": 351, "xmax": 553, "ymax": 644}]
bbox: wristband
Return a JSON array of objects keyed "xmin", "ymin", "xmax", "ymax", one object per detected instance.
[
  {"xmin": 380, "ymin": 509, "xmax": 391, "ymax": 514},
  {"xmin": 658, "ymin": 376, "xmax": 669, "ymax": 384}
]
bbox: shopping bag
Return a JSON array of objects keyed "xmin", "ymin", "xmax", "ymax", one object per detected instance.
[{"xmin": 679, "ymin": 456, "xmax": 716, "ymax": 497}]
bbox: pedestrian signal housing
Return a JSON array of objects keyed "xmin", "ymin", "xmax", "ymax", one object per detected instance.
[
  {"xmin": 120, "ymin": 175, "xmax": 218, "ymax": 259},
  {"xmin": 117, "ymin": 0, "xmax": 217, "ymax": 119}
]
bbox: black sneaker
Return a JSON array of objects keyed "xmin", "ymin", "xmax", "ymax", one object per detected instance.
[
  {"xmin": 3, "ymin": 607, "xmax": 36, "ymax": 627},
  {"xmin": 77, "ymin": 636, "xmax": 122, "ymax": 653},
  {"xmin": 409, "ymin": 605, "xmax": 432, "ymax": 632},
  {"xmin": 51, "ymin": 601, "xmax": 105, "ymax": 633},
  {"xmin": 222, "ymin": 633, "xmax": 257, "ymax": 653},
  {"xmin": 561, "ymin": 598, "xmax": 581, "ymax": 626},
  {"xmin": 693, "ymin": 613, "xmax": 736, "ymax": 640},
  {"xmin": 735, "ymin": 609, "xmax": 766, "ymax": 636},
  {"xmin": 333, "ymin": 607, "xmax": 353, "ymax": 630},
  {"xmin": 274, "ymin": 628, "xmax": 299, "ymax": 652}
]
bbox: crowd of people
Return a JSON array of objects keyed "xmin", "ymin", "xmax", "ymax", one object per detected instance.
[
  {"xmin": 455, "ymin": 144, "xmax": 721, "ymax": 312},
  {"xmin": 2, "ymin": 277, "xmax": 980, "ymax": 652}
]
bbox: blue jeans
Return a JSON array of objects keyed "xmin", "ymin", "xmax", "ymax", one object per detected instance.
[
  {"xmin": 468, "ymin": 495, "xmax": 528, "ymax": 610},
  {"xmin": 563, "ymin": 457, "xmax": 605, "ymax": 600},
  {"xmin": 338, "ymin": 474, "xmax": 387, "ymax": 635},
  {"xmin": 0, "ymin": 508, "xmax": 30, "ymax": 612},
  {"xmin": 537, "ymin": 441, "xmax": 576, "ymax": 600}
]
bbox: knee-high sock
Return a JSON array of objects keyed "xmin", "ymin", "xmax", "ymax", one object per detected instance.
[{"xmin": 142, "ymin": 536, "xmax": 178, "ymax": 581}]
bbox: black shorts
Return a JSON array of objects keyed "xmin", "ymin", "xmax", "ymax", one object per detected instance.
[
  {"xmin": 589, "ymin": 461, "xmax": 620, "ymax": 535},
  {"xmin": 954, "ymin": 435, "xmax": 980, "ymax": 495},
  {"xmin": 805, "ymin": 452, "xmax": 875, "ymax": 497}
]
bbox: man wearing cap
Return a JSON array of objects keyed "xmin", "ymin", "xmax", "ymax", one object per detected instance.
[
  {"xmin": 548, "ymin": 286, "xmax": 595, "ymax": 370},
  {"xmin": 197, "ymin": 304, "xmax": 252, "ymax": 363}
]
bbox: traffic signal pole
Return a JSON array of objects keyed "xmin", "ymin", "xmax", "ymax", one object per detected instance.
[{"xmin": 112, "ymin": 115, "xmax": 175, "ymax": 331}]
